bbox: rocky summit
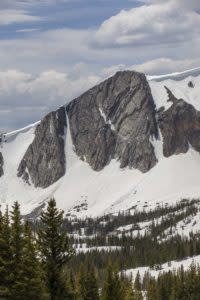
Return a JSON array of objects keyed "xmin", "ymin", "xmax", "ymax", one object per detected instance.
[
  {"xmin": 67, "ymin": 71, "xmax": 158, "ymax": 173},
  {"xmin": 1, "ymin": 68, "xmax": 200, "ymax": 218}
]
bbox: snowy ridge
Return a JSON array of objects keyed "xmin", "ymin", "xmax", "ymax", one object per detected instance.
[
  {"xmin": 125, "ymin": 255, "xmax": 200, "ymax": 281},
  {"xmin": 1, "ymin": 68, "xmax": 200, "ymax": 220},
  {"xmin": 147, "ymin": 67, "xmax": 200, "ymax": 82}
]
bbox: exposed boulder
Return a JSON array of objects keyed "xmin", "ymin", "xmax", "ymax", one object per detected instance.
[
  {"xmin": 158, "ymin": 87, "xmax": 200, "ymax": 157},
  {"xmin": 67, "ymin": 71, "xmax": 158, "ymax": 172},
  {"xmin": 0, "ymin": 152, "xmax": 3, "ymax": 177},
  {"xmin": 18, "ymin": 106, "xmax": 67, "ymax": 188}
]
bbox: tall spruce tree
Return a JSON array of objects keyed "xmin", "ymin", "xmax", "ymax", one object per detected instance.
[
  {"xmin": 78, "ymin": 264, "xmax": 99, "ymax": 300},
  {"xmin": 9, "ymin": 202, "xmax": 24, "ymax": 300},
  {"xmin": 20, "ymin": 221, "xmax": 47, "ymax": 300},
  {"xmin": 0, "ymin": 207, "xmax": 12, "ymax": 299},
  {"xmin": 38, "ymin": 198, "xmax": 73, "ymax": 300},
  {"xmin": 101, "ymin": 262, "xmax": 124, "ymax": 300}
]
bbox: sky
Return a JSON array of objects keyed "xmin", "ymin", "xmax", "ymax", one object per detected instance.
[{"xmin": 0, "ymin": 0, "xmax": 200, "ymax": 130}]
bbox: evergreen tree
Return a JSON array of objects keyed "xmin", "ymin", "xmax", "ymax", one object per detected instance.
[
  {"xmin": 0, "ymin": 207, "xmax": 10, "ymax": 299},
  {"xmin": 38, "ymin": 198, "xmax": 73, "ymax": 300},
  {"xmin": 9, "ymin": 202, "xmax": 24, "ymax": 300},
  {"xmin": 78, "ymin": 264, "xmax": 99, "ymax": 300},
  {"xmin": 20, "ymin": 221, "xmax": 47, "ymax": 300},
  {"xmin": 101, "ymin": 262, "xmax": 123, "ymax": 300}
]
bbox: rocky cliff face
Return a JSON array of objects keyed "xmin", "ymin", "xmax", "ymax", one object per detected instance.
[
  {"xmin": 0, "ymin": 152, "xmax": 3, "ymax": 177},
  {"xmin": 17, "ymin": 106, "xmax": 67, "ymax": 188},
  {"xmin": 67, "ymin": 71, "xmax": 158, "ymax": 172},
  {"xmin": 17, "ymin": 71, "xmax": 159, "ymax": 188},
  {"xmin": 158, "ymin": 87, "xmax": 200, "ymax": 157}
]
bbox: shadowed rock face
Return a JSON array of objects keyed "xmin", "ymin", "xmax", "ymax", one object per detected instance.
[
  {"xmin": 0, "ymin": 152, "xmax": 3, "ymax": 177},
  {"xmin": 67, "ymin": 71, "xmax": 158, "ymax": 172},
  {"xmin": 158, "ymin": 87, "xmax": 200, "ymax": 157},
  {"xmin": 17, "ymin": 107, "xmax": 67, "ymax": 188}
]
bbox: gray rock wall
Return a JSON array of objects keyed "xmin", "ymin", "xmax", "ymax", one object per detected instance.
[
  {"xmin": 18, "ymin": 106, "xmax": 67, "ymax": 188},
  {"xmin": 67, "ymin": 71, "xmax": 158, "ymax": 172},
  {"xmin": 18, "ymin": 71, "xmax": 159, "ymax": 188},
  {"xmin": 158, "ymin": 87, "xmax": 200, "ymax": 157}
]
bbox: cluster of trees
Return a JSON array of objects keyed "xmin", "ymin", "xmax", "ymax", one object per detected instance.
[
  {"xmin": 0, "ymin": 199, "xmax": 73, "ymax": 300},
  {"xmin": 146, "ymin": 264, "xmax": 200, "ymax": 299},
  {"xmin": 1, "ymin": 198, "xmax": 200, "ymax": 299},
  {"xmin": 64, "ymin": 199, "xmax": 200, "ymax": 237},
  {"xmin": 0, "ymin": 199, "xmax": 143, "ymax": 300}
]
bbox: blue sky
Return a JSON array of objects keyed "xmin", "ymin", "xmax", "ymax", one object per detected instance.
[
  {"xmin": 0, "ymin": 0, "xmax": 140, "ymax": 37},
  {"xmin": 0, "ymin": 0, "xmax": 200, "ymax": 130}
]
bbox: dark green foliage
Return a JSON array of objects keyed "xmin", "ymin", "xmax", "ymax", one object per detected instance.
[
  {"xmin": 9, "ymin": 202, "xmax": 25, "ymax": 300},
  {"xmin": 78, "ymin": 264, "xmax": 99, "ymax": 300},
  {"xmin": 38, "ymin": 198, "xmax": 73, "ymax": 300},
  {"xmin": 0, "ymin": 207, "xmax": 12, "ymax": 299},
  {"xmin": 101, "ymin": 262, "xmax": 124, "ymax": 300},
  {"xmin": 19, "ymin": 221, "xmax": 47, "ymax": 300}
]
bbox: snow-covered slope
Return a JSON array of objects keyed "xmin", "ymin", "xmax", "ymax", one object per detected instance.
[
  {"xmin": 1, "ymin": 67, "xmax": 200, "ymax": 218},
  {"xmin": 125, "ymin": 255, "xmax": 200, "ymax": 281}
]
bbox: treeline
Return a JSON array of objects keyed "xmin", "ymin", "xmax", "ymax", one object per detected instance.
[
  {"xmin": 145, "ymin": 264, "xmax": 200, "ymax": 299},
  {"xmin": 0, "ymin": 199, "xmax": 143, "ymax": 300},
  {"xmin": 63, "ymin": 199, "xmax": 200, "ymax": 236}
]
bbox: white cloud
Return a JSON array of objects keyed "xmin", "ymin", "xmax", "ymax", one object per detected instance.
[
  {"xmin": 92, "ymin": 0, "xmax": 200, "ymax": 48},
  {"xmin": 0, "ymin": 9, "xmax": 42, "ymax": 25},
  {"xmin": 0, "ymin": 0, "xmax": 200, "ymax": 130},
  {"xmin": 0, "ymin": 69, "xmax": 100, "ymax": 130}
]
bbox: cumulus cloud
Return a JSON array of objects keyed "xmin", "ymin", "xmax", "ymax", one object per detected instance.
[
  {"xmin": 1, "ymin": 0, "xmax": 200, "ymax": 130},
  {"xmin": 0, "ymin": 69, "xmax": 100, "ymax": 130},
  {"xmin": 92, "ymin": 0, "xmax": 200, "ymax": 48}
]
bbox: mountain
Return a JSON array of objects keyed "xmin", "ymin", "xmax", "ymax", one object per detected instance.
[{"xmin": 1, "ymin": 67, "xmax": 200, "ymax": 219}]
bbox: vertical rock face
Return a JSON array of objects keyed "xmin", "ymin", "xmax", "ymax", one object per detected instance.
[
  {"xmin": 0, "ymin": 152, "xmax": 3, "ymax": 177},
  {"xmin": 158, "ymin": 87, "xmax": 200, "ymax": 157},
  {"xmin": 17, "ymin": 107, "xmax": 67, "ymax": 188},
  {"xmin": 67, "ymin": 71, "xmax": 158, "ymax": 172}
]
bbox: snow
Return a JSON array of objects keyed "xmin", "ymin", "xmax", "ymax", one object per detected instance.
[
  {"xmin": 75, "ymin": 245, "xmax": 121, "ymax": 253},
  {"xmin": 164, "ymin": 209, "xmax": 200, "ymax": 238},
  {"xmin": 99, "ymin": 107, "xmax": 115, "ymax": 131},
  {"xmin": 2, "ymin": 115, "xmax": 200, "ymax": 218},
  {"xmin": 147, "ymin": 67, "xmax": 200, "ymax": 82},
  {"xmin": 125, "ymin": 255, "xmax": 200, "ymax": 281},
  {"xmin": 148, "ymin": 69, "xmax": 200, "ymax": 111},
  {"xmin": 2, "ymin": 68, "xmax": 200, "ymax": 219}
]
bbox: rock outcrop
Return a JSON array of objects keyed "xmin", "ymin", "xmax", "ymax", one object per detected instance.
[
  {"xmin": 158, "ymin": 87, "xmax": 200, "ymax": 157},
  {"xmin": 0, "ymin": 152, "xmax": 3, "ymax": 177},
  {"xmin": 18, "ymin": 106, "xmax": 67, "ymax": 188},
  {"xmin": 67, "ymin": 71, "xmax": 158, "ymax": 172},
  {"xmin": 18, "ymin": 71, "xmax": 159, "ymax": 188}
]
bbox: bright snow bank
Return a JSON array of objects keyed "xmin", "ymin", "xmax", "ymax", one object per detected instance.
[
  {"xmin": 125, "ymin": 255, "xmax": 200, "ymax": 281},
  {"xmin": 2, "ymin": 117, "xmax": 200, "ymax": 218},
  {"xmin": 148, "ymin": 67, "xmax": 200, "ymax": 111}
]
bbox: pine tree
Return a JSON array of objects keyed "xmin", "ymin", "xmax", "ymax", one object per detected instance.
[
  {"xmin": 0, "ymin": 207, "xmax": 9, "ymax": 298},
  {"xmin": 38, "ymin": 198, "xmax": 73, "ymax": 300},
  {"xmin": 0, "ymin": 207, "xmax": 13, "ymax": 299},
  {"xmin": 20, "ymin": 221, "xmax": 47, "ymax": 300},
  {"xmin": 147, "ymin": 278, "xmax": 157, "ymax": 300},
  {"xmin": 65, "ymin": 270, "xmax": 78, "ymax": 300},
  {"xmin": 101, "ymin": 262, "xmax": 123, "ymax": 300},
  {"xmin": 78, "ymin": 264, "xmax": 99, "ymax": 300},
  {"xmin": 9, "ymin": 202, "xmax": 24, "ymax": 300}
]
